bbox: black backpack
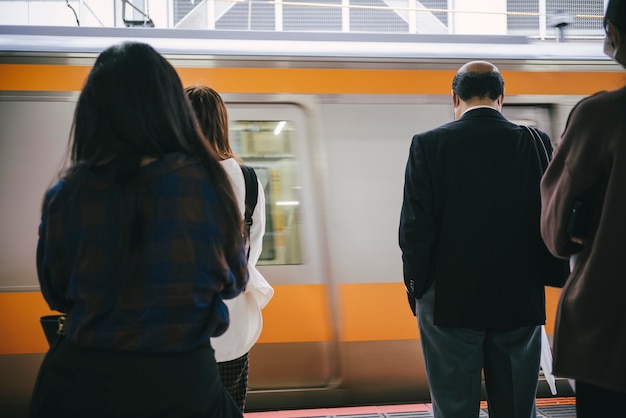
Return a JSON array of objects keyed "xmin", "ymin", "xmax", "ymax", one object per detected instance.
[{"xmin": 240, "ymin": 164, "xmax": 258, "ymax": 259}]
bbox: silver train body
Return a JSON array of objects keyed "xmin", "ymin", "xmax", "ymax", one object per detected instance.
[{"xmin": 0, "ymin": 25, "xmax": 621, "ymax": 416}]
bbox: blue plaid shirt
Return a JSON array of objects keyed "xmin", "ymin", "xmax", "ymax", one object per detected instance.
[{"xmin": 37, "ymin": 153, "xmax": 248, "ymax": 353}]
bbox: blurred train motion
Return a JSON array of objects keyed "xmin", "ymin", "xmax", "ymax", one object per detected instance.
[{"xmin": 1, "ymin": 25, "xmax": 624, "ymax": 416}]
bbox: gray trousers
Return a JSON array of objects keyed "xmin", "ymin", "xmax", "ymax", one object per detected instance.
[{"xmin": 417, "ymin": 285, "xmax": 541, "ymax": 418}]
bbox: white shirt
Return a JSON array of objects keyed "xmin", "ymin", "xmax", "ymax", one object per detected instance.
[
  {"xmin": 461, "ymin": 105, "xmax": 499, "ymax": 117},
  {"xmin": 211, "ymin": 158, "xmax": 274, "ymax": 362}
]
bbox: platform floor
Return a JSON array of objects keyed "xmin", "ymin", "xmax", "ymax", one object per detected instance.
[{"xmin": 244, "ymin": 397, "xmax": 577, "ymax": 417}]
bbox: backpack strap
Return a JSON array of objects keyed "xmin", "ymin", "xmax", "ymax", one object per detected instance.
[{"xmin": 240, "ymin": 164, "xmax": 258, "ymax": 259}]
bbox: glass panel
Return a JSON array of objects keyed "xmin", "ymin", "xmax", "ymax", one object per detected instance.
[
  {"xmin": 216, "ymin": 0, "xmax": 276, "ymax": 31},
  {"xmin": 507, "ymin": 0, "xmax": 540, "ymax": 37},
  {"xmin": 230, "ymin": 120, "xmax": 302, "ymax": 265},
  {"xmin": 350, "ymin": 0, "xmax": 408, "ymax": 33},
  {"xmin": 420, "ymin": 0, "xmax": 448, "ymax": 26},
  {"xmin": 282, "ymin": 0, "xmax": 342, "ymax": 32},
  {"xmin": 1, "ymin": 0, "xmax": 606, "ymax": 39}
]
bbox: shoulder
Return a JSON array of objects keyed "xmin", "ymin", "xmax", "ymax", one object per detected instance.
[
  {"xmin": 140, "ymin": 155, "xmax": 226, "ymax": 205},
  {"xmin": 42, "ymin": 178, "xmax": 69, "ymax": 210},
  {"xmin": 588, "ymin": 86, "xmax": 626, "ymax": 102},
  {"xmin": 219, "ymin": 157, "xmax": 245, "ymax": 186},
  {"xmin": 142, "ymin": 153, "xmax": 211, "ymax": 184},
  {"xmin": 520, "ymin": 124, "xmax": 550, "ymax": 140},
  {"xmin": 46, "ymin": 178, "xmax": 68, "ymax": 196},
  {"xmin": 219, "ymin": 157, "xmax": 241, "ymax": 174},
  {"xmin": 144, "ymin": 152, "xmax": 200, "ymax": 174},
  {"xmin": 561, "ymin": 88, "xmax": 625, "ymax": 137},
  {"xmin": 571, "ymin": 88, "xmax": 626, "ymax": 117},
  {"xmin": 413, "ymin": 120, "xmax": 456, "ymax": 142},
  {"xmin": 410, "ymin": 118, "xmax": 481, "ymax": 153}
]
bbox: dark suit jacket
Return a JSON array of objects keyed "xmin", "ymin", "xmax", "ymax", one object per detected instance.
[{"xmin": 399, "ymin": 107, "xmax": 552, "ymax": 330}]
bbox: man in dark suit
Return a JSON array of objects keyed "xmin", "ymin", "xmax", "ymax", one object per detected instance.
[{"xmin": 399, "ymin": 61, "xmax": 553, "ymax": 418}]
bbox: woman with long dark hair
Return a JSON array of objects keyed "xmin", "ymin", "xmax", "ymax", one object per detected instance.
[{"xmin": 30, "ymin": 42, "xmax": 247, "ymax": 417}]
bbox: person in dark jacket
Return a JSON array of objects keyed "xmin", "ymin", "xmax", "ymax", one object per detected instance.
[
  {"xmin": 540, "ymin": 1, "xmax": 626, "ymax": 416},
  {"xmin": 30, "ymin": 42, "xmax": 247, "ymax": 418},
  {"xmin": 399, "ymin": 61, "xmax": 557, "ymax": 418}
]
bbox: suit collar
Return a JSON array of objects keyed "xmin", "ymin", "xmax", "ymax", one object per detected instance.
[{"xmin": 459, "ymin": 107, "xmax": 506, "ymax": 121}]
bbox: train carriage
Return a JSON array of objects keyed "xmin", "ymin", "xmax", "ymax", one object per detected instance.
[{"xmin": 0, "ymin": 25, "xmax": 623, "ymax": 416}]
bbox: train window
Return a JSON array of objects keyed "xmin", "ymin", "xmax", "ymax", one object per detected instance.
[{"xmin": 230, "ymin": 120, "xmax": 302, "ymax": 265}]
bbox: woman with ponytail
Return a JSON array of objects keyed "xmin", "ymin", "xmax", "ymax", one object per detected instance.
[{"xmin": 185, "ymin": 84, "xmax": 274, "ymax": 413}]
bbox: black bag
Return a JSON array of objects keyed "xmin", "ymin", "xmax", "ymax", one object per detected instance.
[
  {"xmin": 524, "ymin": 125, "xmax": 570, "ymax": 288},
  {"xmin": 40, "ymin": 314, "xmax": 65, "ymax": 346}
]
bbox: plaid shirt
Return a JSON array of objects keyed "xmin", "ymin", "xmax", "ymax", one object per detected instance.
[{"xmin": 37, "ymin": 153, "xmax": 248, "ymax": 353}]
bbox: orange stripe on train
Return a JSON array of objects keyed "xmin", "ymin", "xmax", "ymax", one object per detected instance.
[
  {"xmin": 1, "ymin": 64, "xmax": 625, "ymax": 95},
  {"xmin": 0, "ymin": 284, "xmax": 561, "ymax": 355}
]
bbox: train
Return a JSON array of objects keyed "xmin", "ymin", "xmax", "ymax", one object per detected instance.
[{"xmin": 1, "ymin": 25, "xmax": 624, "ymax": 417}]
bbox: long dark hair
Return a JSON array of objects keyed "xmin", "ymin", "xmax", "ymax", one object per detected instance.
[
  {"xmin": 66, "ymin": 42, "xmax": 243, "ymax": 278},
  {"xmin": 184, "ymin": 84, "xmax": 235, "ymax": 161}
]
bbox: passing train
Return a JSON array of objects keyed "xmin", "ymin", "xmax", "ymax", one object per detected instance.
[{"xmin": 1, "ymin": 25, "xmax": 624, "ymax": 416}]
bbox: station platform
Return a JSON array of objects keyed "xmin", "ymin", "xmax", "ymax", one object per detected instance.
[{"xmin": 244, "ymin": 397, "xmax": 576, "ymax": 417}]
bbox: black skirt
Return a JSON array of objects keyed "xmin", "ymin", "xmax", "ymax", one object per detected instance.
[{"xmin": 29, "ymin": 338, "xmax": 242, "ymax": 418}]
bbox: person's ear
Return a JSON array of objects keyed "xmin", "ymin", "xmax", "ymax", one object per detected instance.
[
  {"xmin": 609, "ymin": 23, "xmax": 622, "ymax": 48},
  {"xmin": 497, "ymin": 91, "xmax": 505, "ymax": 108},
  {"xmin": 451, "ymin": 91, "xmax": 460, "ymax": 108},
  {"xmin": 609, "ymin": 21, "xmax": 620, "ymax": 47},
  {"xmin": 604, "ymin": 21, "xmax": 624, "ymax": 62}
]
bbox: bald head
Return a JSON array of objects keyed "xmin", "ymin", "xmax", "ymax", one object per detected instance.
[
  {"xmin": 458, "ymin": 60, "xmax": 500, "ymax": 75},
  {"xmin": 451, "ymin": 60, "xmax": 505, "ymax": 119},
  {"xmin": 452, "ymin": 60, "xmax": 504, "ymax": 101}
]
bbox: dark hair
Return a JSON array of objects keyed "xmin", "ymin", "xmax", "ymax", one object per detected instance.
[
  {"xmin": 67, "ymin": 42, "xmax": 243, "ymax": 277},
  {"xmin": 452, "ymin": 70, "xmax": 504, "ymax": 101},
  {"xmin": 184, "ymin": 84, "xmax": 234, "ymax": 161},
  {"xmin": 606, "ymin": 0, "xmax": 626, "ymax": 32}
]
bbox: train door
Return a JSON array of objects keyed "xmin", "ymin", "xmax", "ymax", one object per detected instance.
[{"xmin": 225, "ymin": 103, "xmax": 339, "ymax": 407}]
